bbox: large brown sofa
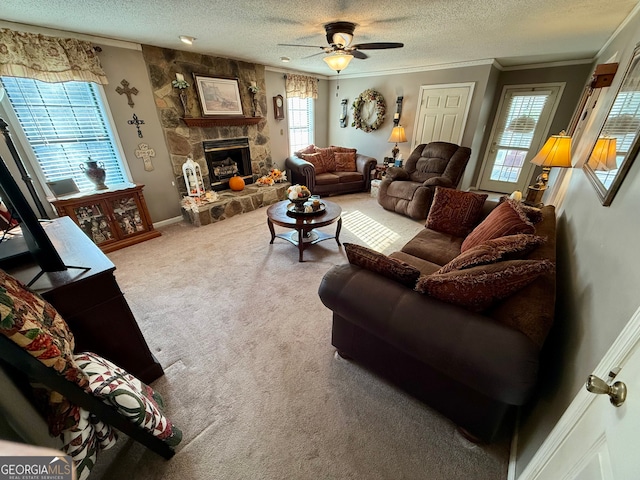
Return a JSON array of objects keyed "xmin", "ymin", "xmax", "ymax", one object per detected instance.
[
  {"xmin": 285, "ymin": 145, "xmax": 377, "ymax": 196},
  {"xmin": 318, "ymin": 192, "xmax": 556, "ymax": 442}
]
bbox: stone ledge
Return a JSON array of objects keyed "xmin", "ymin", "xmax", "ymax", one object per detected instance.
[{"xmin": 181, "ymin": 182, "xmax": 291, "ymax": 227}]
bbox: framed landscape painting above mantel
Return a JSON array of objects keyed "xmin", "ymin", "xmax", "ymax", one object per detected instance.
[{"xmin": 193, "ymin": 74, "xmax": 243, "ymax": 116}]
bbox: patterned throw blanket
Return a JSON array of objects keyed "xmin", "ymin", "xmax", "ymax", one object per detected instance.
[{"xmin": 0, "ymin": 269, "xmax": 182, "ymax": 480}]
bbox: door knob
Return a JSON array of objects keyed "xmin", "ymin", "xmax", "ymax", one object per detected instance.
[{"xmin": 586, "ymin": 374, "xmax": 627, "ymax": 407}]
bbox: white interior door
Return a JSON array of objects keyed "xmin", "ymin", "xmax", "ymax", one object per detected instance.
[
  {"xmin": 411, "ymin": 83, "xmax": 474, "ymax": 150},
  {"xmin": 520, "ymin": 306, "xmax": 640, "ymax": 480},
  {"xmin": 478, "ymin": 84, "xmax": 564, "ymax": 194}
]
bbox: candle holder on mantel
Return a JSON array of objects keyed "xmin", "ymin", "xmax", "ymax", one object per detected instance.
[
  {"xmin": 182, "ymin": 157, "xmax": 204, "ymax": 197},
  {"xmin": 172, "ymin": 73, "xmax": 191, "ymax": 118},
  {"xmin": 248, "ymin": 82, "xmax": 262, "ymax": 117}
]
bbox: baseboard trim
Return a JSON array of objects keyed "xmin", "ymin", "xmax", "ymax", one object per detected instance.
[
  {"xmin": 517, "ymin": 304, "xmax": 640, "ymax": 479},
  {"xmin": 153, "ymin": 216, "xmax": 183, "ymax": 229}
]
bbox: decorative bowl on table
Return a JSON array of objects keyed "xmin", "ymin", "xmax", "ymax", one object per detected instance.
[{"xmin": 286, "ymin": 184, "xmax": 312, "ymax": 212}]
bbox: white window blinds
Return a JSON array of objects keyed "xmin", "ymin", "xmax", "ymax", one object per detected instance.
[
  {"xmin": 497, "ymin": 93, "xmax": 549, "ymax": 148},
  {"xmin": 1, "ymin": 77, "xmax": 127, "ymax": 192},
  {"xmin": 287, "ymin": 96, "xmax": 314, "ymax": 155}
]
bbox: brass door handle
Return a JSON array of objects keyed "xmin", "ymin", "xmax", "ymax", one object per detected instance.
[{"xmin": 586, "ymin": 374, "xmax": 627, "ymax": 407}]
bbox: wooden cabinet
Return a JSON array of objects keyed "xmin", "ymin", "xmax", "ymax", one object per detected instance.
[
  {"xmin": 4, "ymin": 217, "xmax": 164, "ymax": 384},
  {"xmin": 51, "ymin": 183, "xmax": 161, "ymax": 253}
]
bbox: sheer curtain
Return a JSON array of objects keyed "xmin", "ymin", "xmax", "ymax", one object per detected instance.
[
  {"xmin": 285, "ymin": 74, "xmax": 318, "ymax": 99},
  {"xmin": 0, "ymin": 28, "xmax": 108, "ymax": 84}
]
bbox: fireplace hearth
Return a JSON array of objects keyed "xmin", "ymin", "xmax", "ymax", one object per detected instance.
[{"xmin": 203, "ymin": 137, "xmax": 253, "ymax": 191}]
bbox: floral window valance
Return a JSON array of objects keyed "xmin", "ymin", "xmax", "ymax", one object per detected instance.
[
  {"xmin": 285, "ymin": 74, "xmax": 318, "ymax": 99},
  {"xmin": 0, "ymin": 28, "xmax": 108, "ymax": 85}
]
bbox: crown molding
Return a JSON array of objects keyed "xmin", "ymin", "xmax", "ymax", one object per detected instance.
[
  {"xmin": 332, "ymin": 58, "xmax": 496, "ymax": 80},
  {"xmin": 0, "ymin": 20, "xmax": 142, "ymax": 50},
  {"xmin": 596, "ymin": 2, "xmax": 640, "ymax": 60},
  {"xmin": 498, "ymin": 58, "xmax": 594, "ymax": 71},
  {"xmin": 265, "ymin": 65, "xmax": 330, "ymax": 80}
]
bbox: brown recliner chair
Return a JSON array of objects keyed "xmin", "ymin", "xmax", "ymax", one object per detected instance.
[{"xmin": 378, "ymin": 142, "xmax": 471, "ymax": 219}]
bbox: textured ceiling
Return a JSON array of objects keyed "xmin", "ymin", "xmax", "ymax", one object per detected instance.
[{"xmin": 2, "ymin": 0, "xmax": 639, "ymax": 76}]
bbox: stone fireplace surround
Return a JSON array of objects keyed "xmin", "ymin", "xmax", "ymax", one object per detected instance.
[{"xmin": 141, "ymin": 45, "xmax": 272, "ymax": 201}]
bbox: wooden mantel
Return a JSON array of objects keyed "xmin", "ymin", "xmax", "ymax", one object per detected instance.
[{"xmin": 181, "ymin": 116, "xmax": 264, "ymax": 127}]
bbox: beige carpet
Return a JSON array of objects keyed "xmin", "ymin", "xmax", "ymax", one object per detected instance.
[{"xmin": 91, "ymin": 192, "xmax": 509, "ymax": 480}]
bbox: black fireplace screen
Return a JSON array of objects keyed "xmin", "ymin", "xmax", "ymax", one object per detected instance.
[{"xmin": 203, "ymin": 137, "xmax": 253, "ymax": 191}]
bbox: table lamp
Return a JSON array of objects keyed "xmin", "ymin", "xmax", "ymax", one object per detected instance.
[
  {"xmin": 525, "ymin": 130, "xmax": 573, "ymax": 206},
  {"xmin": 388, "ymin": 126, "xmax": 407, "ymax": 160}
]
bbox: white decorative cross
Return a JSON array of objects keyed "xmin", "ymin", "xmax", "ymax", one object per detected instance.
[{"xmin": 135, "ymin": 143, "xmax": 156, "ymax": 171}]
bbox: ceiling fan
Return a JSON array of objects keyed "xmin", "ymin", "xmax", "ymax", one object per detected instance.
[{"xmin": 279, "ymin": 21, "xmax": 404, "ymax": 72}]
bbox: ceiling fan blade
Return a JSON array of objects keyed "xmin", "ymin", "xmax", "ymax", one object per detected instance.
[
  {"xmin": 351, "ymin": 42, "xmax": 404, "ymax": 50},
  {"xmin": 302, "ymin": 51, "xmax": 326, "ymax": 59},
  {"xmin": 278, "ymin": 43, "xmax": 326, "ymax": 49},
  {"xmin": 351, "ymin": 50, "xmax": 368, "ymax": 60}
]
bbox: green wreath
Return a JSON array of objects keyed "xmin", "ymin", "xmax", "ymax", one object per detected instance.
[{"xmin": 352, "ymin": 89, "xmax": 386, "ymax": 132}]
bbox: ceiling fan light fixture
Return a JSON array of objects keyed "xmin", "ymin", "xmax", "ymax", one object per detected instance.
[
  {"xmin": 323, "ymin": 52, "xmax": 353, "ymax": 72},
  {"xmin": 179, "ymin": 35, "xmax": 196, "ymax": 45}
]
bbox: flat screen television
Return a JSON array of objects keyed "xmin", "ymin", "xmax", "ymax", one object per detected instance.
[{"xmin": 0, "ymin": 118, "xmax": 66, "ymax": 273}]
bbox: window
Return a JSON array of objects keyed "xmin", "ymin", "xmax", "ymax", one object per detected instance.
[
  {"xmin": 490, "ymin": 93, "xmax": 551, "ymax": 182},
  {"xmin": 287, "ymin": 96, "xmax": 314, "ymax": 154},
  {"xmin": 0, "ymin": 77, "xmax": 128, "ymax": 192}
]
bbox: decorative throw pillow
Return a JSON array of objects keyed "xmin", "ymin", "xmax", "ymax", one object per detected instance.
[
  {"xmin": 295, "ymin": 144, "xmax": 316, "ymax": 157},
  {"xmin": 334, "ymin": 152, "xmax": 357, "ymax": 172},
  {"xmin": 314, "ymin": 147, "xmax": 336, "ymax": 172},
  {"xmin": 415, "ymin": 259, "xmax": 555, "ymax": 311},
  {"xmin": 300, "ymin": 152, "xmax": 327, "ymax": 174},
  {"xmin": 345, "ymin": 243, "xmax": 421, "ymax": 287},
  {"xmin": 330, "ymin": 146, "xmax": 357, "ymax": 154},
  {"xmin": 461, "ymin": 200, "xmax": 535, "ymax": 252},
  {"xmin": 498, "ymin": 196, "xmax": 544, "ymax": 224},
  {"xmin": 0, "ymin": 269, "xmax": 86, "ymax": 387},
  {"xmin": 436, "ymin": 234, "xmax": 547, "ymax": 274},
  {"xmin": 74, "ymin": 352, "xmax": 183, "ymax": 447},
  {"xmin": 425, "ymin": 187, "xmax": 488, "ymax": 237}
]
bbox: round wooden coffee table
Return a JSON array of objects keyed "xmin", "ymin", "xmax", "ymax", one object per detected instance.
[{"xmin": 267, "ymin": 199, "xmax": 342, "ymax": 262}]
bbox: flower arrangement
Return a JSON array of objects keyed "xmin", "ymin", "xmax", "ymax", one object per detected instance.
[
  {"xmin": 269, "ymin": 168, "xmax": 286, "ymax": 182},
  {"xmin": 256, "ymin": 168, "xmax": 287, "ymax": 186},
  {"xmin": 286, "ymin": 184, "xmax": 311, "ymax": 200},
  {"xmin": 248, "ymin": 83, "xmax": 260, "ymax": 94},
  {"xmin": 172, "ymin": 79, "xmax": 189, "ymax": 89},
  {"xmin": 352, "ymin": 89, "xmax": 386, "ymax": 132}
]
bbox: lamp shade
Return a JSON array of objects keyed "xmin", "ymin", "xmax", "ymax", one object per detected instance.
[
  {"xmin": 587, "ymin": 137, "xmax": 618, "ymax": 171},
  {"xmin": 387, "ymin": 126, "xmax": 407, "ymax": 143},
  {"xmin": 323, "ymin": 52, "xmax": 353, "ymax": 72},
  {"xmin": 530, "ymin": 132, "xmax": 573, "ymax": 168}
]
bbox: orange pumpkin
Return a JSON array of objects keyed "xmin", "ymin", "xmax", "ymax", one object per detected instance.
[{"xmin": 229, "ymin": 175, "xmax": 245, "ymax": 191}]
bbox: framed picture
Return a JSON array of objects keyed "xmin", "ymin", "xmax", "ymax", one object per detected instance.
[{"xmin": 193, "ymin": 74, "xmax": 243, "ymax": 116}]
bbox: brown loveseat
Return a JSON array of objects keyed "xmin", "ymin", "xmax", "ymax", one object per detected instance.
[
  {"xmin": 285, "ymin": 145, "xmax": 377, "ymax": 196},
  {"xmin": 318, "ymin": 190, "xmax": 556, "ymax": 442},
  {"xmin": 378, "ymin": 142, "xmax": 471, "ymax": 219}
]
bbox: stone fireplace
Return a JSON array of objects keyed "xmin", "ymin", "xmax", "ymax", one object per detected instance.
[{"xmin": 203, "ymin": 137, "xmax": 254, "ymax": 191}]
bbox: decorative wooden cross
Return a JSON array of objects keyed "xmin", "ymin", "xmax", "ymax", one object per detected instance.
[
  {"xmin": 135, "ymin": 143, "xmax": 156, "ymax": 171},
  {"xmin": 116, "ymin": 79, "xmax": 139, "ymax": 108},
  {"xmin": 128, "ymin": 113, "xmax": 145, "ymax": 138}
]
